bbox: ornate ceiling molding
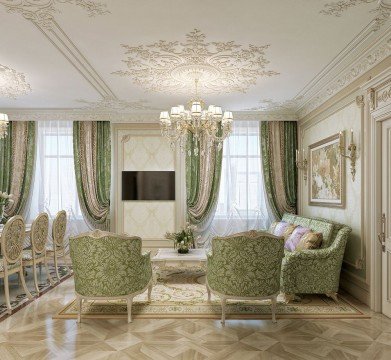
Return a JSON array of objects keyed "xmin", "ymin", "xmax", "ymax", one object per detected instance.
[
  {"xmin": 0, "ymin": 64, "xmax": 31, "ymax": 99},
  {"xmin": 297, "ymin": 33, "xmax": 391, "ymax": 118},
  {"xmin": 112, "ymin": 28, "xmax": 279, "ymax": 95},
  {"xmin": 0, "ymin": 0, "xmax": 114, "ymax": 99},
  {"xmin": 242, "ymin": 98, "xmax": 303, "ymax": 112},
  {"xmin": 76, "ymin": 97, "xmax": 161, "ymax": 112},
  {"xmin": 5, "ymin": 109, "xmax": 297, "ymax": 122},
  {"xmin": 0, "ymin": 0, "xmax": 109, "ymax": 29},
  {"xmin": 320, "ymin": 0, "xmax": 391, "ymax": 31}
]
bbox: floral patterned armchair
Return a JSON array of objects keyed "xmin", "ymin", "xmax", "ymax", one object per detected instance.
[
  {"xmin": 206, "ymin": 230, "xmax": 285, "ymax": 325},
  {"xmin": 69, "ymin": 230, "xmax": 153, "ymax": 323},
  {"xmin": 279, "ymin": 213, "xmax": 352, "ymax": 302}
]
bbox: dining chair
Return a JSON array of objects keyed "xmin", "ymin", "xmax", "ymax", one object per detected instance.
[
  {"xmin": 0, "ymin": 216, "xmax": 34, "ymax": 314},
  {"xmin": 22, "ymin": 213, "xmax": 54, "ymax": 294},
  {"xmin": 50, "ymin": 210, "xmax": 69, "ymax": 282}
]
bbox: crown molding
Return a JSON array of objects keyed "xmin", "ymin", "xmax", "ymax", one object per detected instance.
[
  {"xmin": 4, "ymin": 109, "xmax": 298, "ymax": 122},
  {"xmin": 296, "ymin": 23, "xmax": 391, "ymax": 118}
]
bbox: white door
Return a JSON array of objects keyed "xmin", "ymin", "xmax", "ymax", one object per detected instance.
[{"xmin": 381, "ymin": 118, "xmax": 391, "ymax": 318}]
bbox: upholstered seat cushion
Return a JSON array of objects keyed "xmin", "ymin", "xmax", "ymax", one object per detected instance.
[
  {"xmin": 0, "ymin": 258, "xmax": 21, "ymax": 273},
  {"xmin": 22, "ymin": 250, "xmax": 45, "ymax": 261}
]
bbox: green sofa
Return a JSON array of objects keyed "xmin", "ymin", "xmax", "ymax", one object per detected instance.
[{"xmin": 279, "ymin": 213, "xmax": 351, "ymax": 302}]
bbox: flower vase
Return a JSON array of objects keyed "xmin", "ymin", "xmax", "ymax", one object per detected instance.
[{"xmin": 178, "ymin": 247, "xmax": 189, "ymax": 254}]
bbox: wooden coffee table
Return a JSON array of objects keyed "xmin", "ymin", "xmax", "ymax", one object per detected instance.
[{"xmin": 151, "ymin": 248, "xmax": 207, "ymax": 281}]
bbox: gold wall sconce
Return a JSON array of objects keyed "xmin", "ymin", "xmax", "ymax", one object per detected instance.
[
  {"xmin": 339, "ymin": 129, "xmax": 357, "ymax": 181},
  {"xmin": 295, "ymin": 149, "xmax": 308, "ymax": 182}
]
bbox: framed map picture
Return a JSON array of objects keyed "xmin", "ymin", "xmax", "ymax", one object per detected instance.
[{"xmin": 308, "ymin": 133, "xmax": 345, "ymax": 208}]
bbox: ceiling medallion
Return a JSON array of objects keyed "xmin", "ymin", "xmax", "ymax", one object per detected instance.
[
  {"xmin": 113, "ymin": 28, "xmax": 279, "ymax": 95},
  {"xmin": 0, "ymin": 64, "xmax": 31, "ymax": 99},
  {"xmin": 159, "ymin": 79, "xmax": 233, "ymax": 155},
  {"xmin": 76, "ymin": 96, "xmax": 159, "ymax": 113},
  {"xmin": 320, "ymin": 0, "xmax": 391, "ymax": 30},
  {"xmin": 0, "ymin": 0, "xmax": 109, "ymax": 29}
]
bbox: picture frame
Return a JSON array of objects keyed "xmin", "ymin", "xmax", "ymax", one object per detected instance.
[{"xmin": 308, "ymin": 133, "xmax": 345, "ymax": 208}]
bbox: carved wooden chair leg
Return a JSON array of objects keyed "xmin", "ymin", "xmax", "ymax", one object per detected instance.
[
  {"xmin": 54, "ymin": 249, "xmax": 61, "ymax": 283},
  {"xmin": 77, "ymin": 297, "xmax": 82, "ymax": 323},
  {"xmin": 44, "ymin": 257, "xmax": 55, "ymax": 286},
  {"xmin": 19, "ymin": 268, "xmax": 33, "ymax": 300},
  {"xmin": 147, "ymin": 283, "xmax": 152, "ymax": 302},
  {"xmin": 127, "ymin": 297, "xmax": 133, "ymax": 323},
  {"xmin": 271, "ymin": 295, "xmax": 277, "ymax": 323},
  {"xmin": 32, "ymin": 261, "xmax": 40, "ymax": 295},
  {"xmin": 221, "ymin": 297, "xmax": 227, "ymax": 326},
  {"xmin": 206, "ymin": 284, "xmax": 211, "ymax": 302},
  {"xmin": 4, "ymin": 274, "xmax": 12, "ymax": 314},
  {"xmin": 326, "ymin": 292, "xmax": 339, "ymax": 303}
]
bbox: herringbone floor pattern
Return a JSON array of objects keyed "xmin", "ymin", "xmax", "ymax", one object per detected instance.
[{"xmin": 0, "ymin": 278, "xmax": 390, "ymax": 359}]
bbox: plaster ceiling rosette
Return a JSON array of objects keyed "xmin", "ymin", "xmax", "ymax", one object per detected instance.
[
  {"xmin": 0, "ymin": 64, "xmax": 31, "ymax": 99},
  {"xmin": 112, "ymin": 28, "xmax": 279, "ymax": 95}
]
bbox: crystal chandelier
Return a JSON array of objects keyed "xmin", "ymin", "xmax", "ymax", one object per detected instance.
[
  {"xmin": 159, "ymin": 79, "xmax": 233, "ymax": 155},
  {"xmin": 0, "ymin": 113, "xmax": 9, "ymax": 139}
]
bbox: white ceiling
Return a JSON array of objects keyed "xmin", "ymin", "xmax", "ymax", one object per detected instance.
[{"xmin": 0, "ymin": 0, "xmax": 390, "ymax": 116}]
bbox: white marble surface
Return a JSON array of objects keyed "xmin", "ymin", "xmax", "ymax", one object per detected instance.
[{"xmin": 152, "ymin": 248, "xmax": 207, "ymax": 262}]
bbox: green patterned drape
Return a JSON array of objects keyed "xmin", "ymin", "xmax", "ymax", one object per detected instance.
[
  {"xmin": 186, "ymin": 133, "xmax": 223, "ymax": 227},
  {"xmin": 73, "ymin": 121, "xmax": 111, "ymax": 230},
  {"xmin": 0, "ymin": 121, "xmax": 36, "ymax": 220},
  {"xmin": 260, "ymin": 121, "xmax": 297, "ymax": 219}
]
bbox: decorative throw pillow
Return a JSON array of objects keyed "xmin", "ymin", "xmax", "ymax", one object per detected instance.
[
  {"xmin": 272, "ymin": 221, "xmax": 289, "ymax": 237},
  {"xmin": 282, "ymin": 224, "xmax": 297, "ymax": 241},
  {"xmin": 296, "ymin": 231, "xmax": 323, "ymax": 251},
  {"xmin": 284, "ymin": 226, "xmax": 311, "ymax": 252}
]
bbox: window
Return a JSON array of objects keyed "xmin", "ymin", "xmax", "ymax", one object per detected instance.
[
  {"xmin": 27, "ymin": 121, "xmax": 89, "ymax": 236},
  {"xmin": 206, "ymin": 121, "xmax": 273, "ymax": 243}
]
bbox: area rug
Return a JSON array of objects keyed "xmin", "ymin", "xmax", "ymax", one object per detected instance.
[
  {"xmin": 54, "ymin": 269, "xmax": 368, "ymax": 320},
  {"xmin": 0, "ymin": 265, "xmax": 72, "ymax": 321}
]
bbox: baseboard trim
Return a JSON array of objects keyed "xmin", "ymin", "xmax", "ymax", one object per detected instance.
[{"xmin": 339, "ymin": 269, "xmax": 370, "ymax": 306}]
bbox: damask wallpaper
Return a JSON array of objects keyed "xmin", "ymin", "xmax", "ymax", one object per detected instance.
[{"xmin": 300, "ymin": 102, "xmax": 365, "ymax": 280}]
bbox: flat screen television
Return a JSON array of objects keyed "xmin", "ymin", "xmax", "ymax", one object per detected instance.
[{"xmin": 122, "ymin": 171, "xmax": 175, "ymax": 200}]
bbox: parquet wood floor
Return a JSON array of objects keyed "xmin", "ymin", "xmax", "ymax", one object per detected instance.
[{"xmin": 0, "ymin": 278, "xmax": 391, "ymax": 359}]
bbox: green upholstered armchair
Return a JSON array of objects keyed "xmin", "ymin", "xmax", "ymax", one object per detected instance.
[
  {"xmin": 69, "ymin": 230, "xmax": 153, "ymax": 323},
  {"xmin": 206, "ymin": 230, "xmax": 285, "ymax": 325},
  {"xmin": 279, "ymin": 214, "xmax": 352, "ymax": 303}
]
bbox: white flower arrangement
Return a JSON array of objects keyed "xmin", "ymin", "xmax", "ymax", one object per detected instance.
[
  {"xmin": 0, "ymin": 192, "xmax": 14, "ymax": 206},
  {"xmin": 165, "ymin": 222, "xmax": 201, "ymax": 252}
]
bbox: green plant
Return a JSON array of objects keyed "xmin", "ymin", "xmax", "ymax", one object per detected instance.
[{"xmin": 165, "ymin": 223, "xmax": 199, "ymax": 251}]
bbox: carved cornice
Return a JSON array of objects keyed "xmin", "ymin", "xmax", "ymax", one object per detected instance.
[
  {"xmin": 76, "ymin": 97, "xmax": 161, "ymax": 112},
  {"xmin": 5, "ymin": 109, "xmax": 298, "ymax": 122},
  {"xmin": 297, "ymin": 32, "xmax": 391, "ymax": 118},
  {"xmin": 320, "ymin": 0, "xmax": 391, "ymax": 31}
]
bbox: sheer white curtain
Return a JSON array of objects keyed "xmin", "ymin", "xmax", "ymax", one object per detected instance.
[
  {"xmin": 204, "ymin": 120, "xmax": 275, "ymax": 246},
  {"xmin": 26, "ymin": 121, "xmax": 90, "ymax": 241}
]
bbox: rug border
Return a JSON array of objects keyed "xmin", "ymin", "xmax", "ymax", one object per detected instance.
[{"xmin": 53, "ymin": 294, "xmax": 370, "ymax": 321}]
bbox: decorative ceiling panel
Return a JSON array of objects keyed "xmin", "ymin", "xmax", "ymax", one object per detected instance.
[
  {"xmin": 0, "ymin": 64, "xmax": 31, "ymax": 99},
  {"xmin": 112, "ymin": 28, "xmax": 279, "ymax": 95}
]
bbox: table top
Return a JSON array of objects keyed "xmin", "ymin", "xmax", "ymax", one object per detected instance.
[{"xmin": 152, "ymin": 248, "xmax": 207, "ymax": 262}]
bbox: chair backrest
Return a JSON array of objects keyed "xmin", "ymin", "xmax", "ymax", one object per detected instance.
[
  {"xmin": 0, "ymin": 215, "xmax": 25, "ymax": 264},
  {"xmin": 209, "ymin": 231, "xmax": 284, "ymax": 297},
  {"xmin": 52, "ymin": 210, "xmax": 67, "ymax": 247},
  {"xmin": 69, "ymin": 230, "xmax": 147, "ymax": 297},
  {"xmin": 31, "ymin": 213, "xmax": 49, "ymax": 254}
]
